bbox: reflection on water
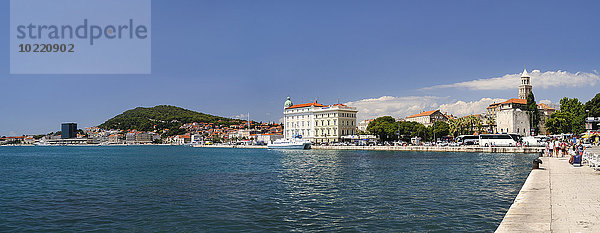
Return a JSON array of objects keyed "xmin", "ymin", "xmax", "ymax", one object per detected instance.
[{"xmin": 0, "ymin": 146, "xmax": 535, "ymax": 232}]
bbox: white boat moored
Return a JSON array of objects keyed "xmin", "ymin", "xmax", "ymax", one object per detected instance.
[{"xmin": 267, "ymin": 137, "xmax": 311, "ymax": 150}]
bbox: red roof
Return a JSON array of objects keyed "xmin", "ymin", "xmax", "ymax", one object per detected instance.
[
  {"xmin": 486, "ymin": 102, "xmax": 502, "ymax": 109},
  {"xmin": 537, "ymin": 103, "xmax": 555, "ymax": 110},
  {"xmin": 501, "ymin": 98, "xmax": 527, "ymax": 105},
  {"xmin": 406, "ymin": 110, "xmax": 440, "ymax": 118},
  {"xmin": 487, "ymin": 99, "xmax": 526, "ymax": 109},
  {"xmin": 286, "ymin": 101, "xmax": 325, "ymax": 109}
]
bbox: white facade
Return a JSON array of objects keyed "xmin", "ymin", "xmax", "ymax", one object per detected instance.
[
  {"xmin": 313, "ymin": 105, "xmax": 358, "ymax": 143},
  {"xmin": 283, "ymin": 104, "xmax": 318, "ymax": 140},
  {"xmin": 497, "ymin": 108, "xmax": 531, "ymax": 136},
  {"xmin": 283, "ymin": 98, "xmax": 358, "ymax": 143}
]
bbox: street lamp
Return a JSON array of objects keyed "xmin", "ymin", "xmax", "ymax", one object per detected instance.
[{"xmin": 586, "ymin": 110, "xmax": 591, "ymax": 132}]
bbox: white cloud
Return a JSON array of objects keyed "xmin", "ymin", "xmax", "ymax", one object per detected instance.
[
  {"xmin": 422, "ymin": 70, "xmax": 600, "ymax": 91},
  {"xmin": 539, "ymin": 99, "xmax": 560, "ymax": 110},
  {"xmin": 439, "ymin": 98, "xmax": 506, "ymax": 116},
  {"xmin": 233, "ymin": 113, "xmax": 249, "ymax": 119},
  {"xmin": 344, "ymin": 96, "xmax": 504, "ymax": 121}
]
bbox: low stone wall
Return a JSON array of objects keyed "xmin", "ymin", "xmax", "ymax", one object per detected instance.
[
  {"xmin": 313, "ymin": 145, "xmax": 544, "ymax": 153},
  {"xmin": 192, "ymin": 144, "xmax": 544, "ymax": 153},
  {"xmin": 191, "ymin": 144, "xmax": 268, "ymax": 149}
]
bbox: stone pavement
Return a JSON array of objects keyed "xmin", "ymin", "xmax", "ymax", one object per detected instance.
[{"xmin": 496, "ymin": 151, "xmax": 600, "ymax": 233}]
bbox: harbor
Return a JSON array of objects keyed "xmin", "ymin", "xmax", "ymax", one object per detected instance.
[
  {"xmin": 496, "ymin": 147, "xmax": 600, "ymax": 232},
  {"xmin": 192, "ymin": 144, "xmax": 544, "ymax": 153}
]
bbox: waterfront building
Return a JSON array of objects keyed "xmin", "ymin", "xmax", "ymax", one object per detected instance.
[
  {"xmin": 61, "ymin": 123, "xmax": 77, "ymax": 139},
  {"xmin": 125, "ymin": 131, "xmax": 157, "ymax": 144},
  {"xmin": 283, "ymin": 97, "xmax": 358, "ymax": 143},
  {"xmin": 495, "ymin": 98, "xmax": 531, "ymax": 136},
  {"xmin": 358, "ymin": 119, "xmax": 374, "ymax": 132},
  {"xmin": 313, "ymin": 104, "xmax": 358, "ymax": 143},
  {"xmin": 191, "ymin": 134, "xmax": 203, "ymax": 144},
  {"xmin": 405, "ymin": 110, "xmax": 448, "ymax": 127},
  {"xmin": 486, "ymin": 69, "xmax": 547, "ymax": 136},
  {"xmin": 108, "ymin": 134, "xmax": 123, "ymax": 144},
  {"xmin": 537, "ymin": 103, "xmax": 556, "ymax": 135}
]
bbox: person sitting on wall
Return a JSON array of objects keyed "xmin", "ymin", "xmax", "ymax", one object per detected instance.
[{"xmin": 570, "ymin": 142, "xmax": 584, "ymax": 166}]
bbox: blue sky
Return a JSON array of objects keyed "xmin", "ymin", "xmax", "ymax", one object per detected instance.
[{"xmin": 2, "ymin": 0, "xmax": 600, "ymax": 136}]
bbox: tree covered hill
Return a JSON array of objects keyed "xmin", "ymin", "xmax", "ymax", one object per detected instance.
[{"xmin": 98, "ymin": 105, "xmax": 241, "ymax": 132}]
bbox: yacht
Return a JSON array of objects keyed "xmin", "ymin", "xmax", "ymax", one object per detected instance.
[{"xmin": 268, "ymin": 137, "xmax": 311, "ymax": 150}]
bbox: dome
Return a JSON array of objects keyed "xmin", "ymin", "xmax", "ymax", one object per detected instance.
[{"xmin": 284, "ymin": 97, "xmax": 293, "ymax": 108}]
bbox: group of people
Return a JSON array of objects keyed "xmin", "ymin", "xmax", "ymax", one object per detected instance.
[{"xmin": 544, "ymin": 138, "xmax": 586, "ymax": 165}]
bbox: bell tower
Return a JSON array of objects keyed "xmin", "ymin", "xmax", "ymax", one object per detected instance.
[{"xmin": 518, "ymin": 69, "xmax": 532, "ymax": 99}]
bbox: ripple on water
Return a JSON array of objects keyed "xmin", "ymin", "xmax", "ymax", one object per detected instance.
[{"xmin": 0, "ymin": 146, "xmax": 535, "ymax": 232}]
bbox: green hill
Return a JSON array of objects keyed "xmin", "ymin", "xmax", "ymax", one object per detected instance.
[{"xmin": 98, "ymin": 105, "xmax": 240, "ymax": 134}]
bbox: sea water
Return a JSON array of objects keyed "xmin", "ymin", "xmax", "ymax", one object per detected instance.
[{"xmin": 0, "ymin": 146, "xmax": 536, "ymax": 232}]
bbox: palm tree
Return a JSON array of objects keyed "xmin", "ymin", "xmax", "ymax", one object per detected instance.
[
  {"xmin": 486, "ymin": 116, "xmax": 496, "ymax": 133},
  {"xmin": 449, "ymin": 119, "xmax": 459, "ymax": 137},
  {"xmin": 474, "ymin": 117, "xmax": 483, "ymax": 134}
]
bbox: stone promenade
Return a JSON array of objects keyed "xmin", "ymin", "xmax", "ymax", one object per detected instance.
[{"xmin": 496, "ymin": 147, "xmax": 600, "ymax": 232}]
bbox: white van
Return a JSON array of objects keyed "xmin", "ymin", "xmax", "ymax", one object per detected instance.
[
  {"xmin": 522, "ymin": 136, "xmax": 545, "ymax": 147},
  {"xmin": 479, "ymin": 134, "xmax": 518, "ymax": 147}
]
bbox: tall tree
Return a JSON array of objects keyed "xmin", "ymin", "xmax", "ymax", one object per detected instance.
[
  {"xmin": 485, "ymin": 115, "xmax": 495, "ymax": 134},
  {"xmin": 367, "ymin": 116, "xmax": 398, "ymax": 141},
  {"xmin": 585, "ymin": 93, "xmax": 600, "ymax": 117},
  {"xmin": 526, "ymin": 92, "xmax": 541, "ymax": 135},
  {"xmin": 431, "ymin": 121, "xmax": 450, "ymax": 140},
  {"xmin": 545, "ymin": 97, "xmax": 585, "ymax": 134}
]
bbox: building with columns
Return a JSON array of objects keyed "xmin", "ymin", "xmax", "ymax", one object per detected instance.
[{"xmin": 282, "ymin": 97, "xmax": 358, "ymax": 143}]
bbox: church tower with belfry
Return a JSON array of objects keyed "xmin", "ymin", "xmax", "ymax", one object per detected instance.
[{"xmin": 518, "ymin": 69, "xmax": 532, "ymax": 99}]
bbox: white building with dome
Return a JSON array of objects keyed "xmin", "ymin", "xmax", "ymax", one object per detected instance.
[{"xmin": 282, "ymin": 97, "xmax": 358, "ymax": 143}]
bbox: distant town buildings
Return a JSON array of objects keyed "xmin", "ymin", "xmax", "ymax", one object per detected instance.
[
  {"xmin": 283, "ymin": 97, "xmax": 358, "ymax": 143},
  {"xmin": 404, "ymin": 110, "xmax": 448, "ymax": 127},
  {"xmin": 61, "ymin": 123, "xmax": 77, "ymax": 139}
]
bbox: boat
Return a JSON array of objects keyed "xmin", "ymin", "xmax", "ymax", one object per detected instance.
[
  {"xmin": 33, "ymin": 141, "xmax": 51, "ymax": 146},
  {"xmin": 268, "ymin": 136, "xmax": 311, "ymax": 150}
]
